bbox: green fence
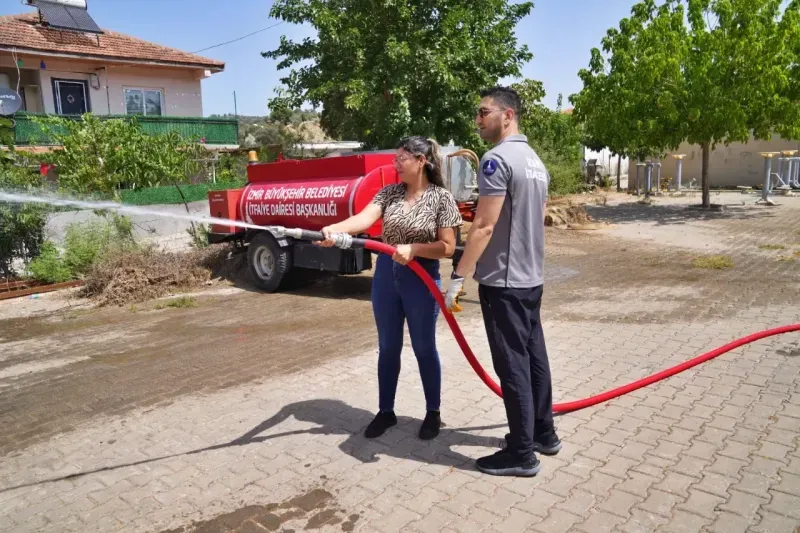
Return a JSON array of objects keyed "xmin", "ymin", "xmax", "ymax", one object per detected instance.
[{"xmin": 12, "ymin": 113, "xmax": 239, "ymax": 146}]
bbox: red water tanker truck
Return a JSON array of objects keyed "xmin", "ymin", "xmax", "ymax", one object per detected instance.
[{"xmin": 207, "ymin": 149, "xmax": 478, "ymax": 292}]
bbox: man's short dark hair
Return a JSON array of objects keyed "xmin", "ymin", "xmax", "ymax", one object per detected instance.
[{"xmin": 480, "ymin": 86, "xmax": 522, "ymax": 121}]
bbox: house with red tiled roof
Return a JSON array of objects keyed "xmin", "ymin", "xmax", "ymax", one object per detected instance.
[{"xmin": 1, "ymin": 3, "xmax": 237, "ymax": 147}]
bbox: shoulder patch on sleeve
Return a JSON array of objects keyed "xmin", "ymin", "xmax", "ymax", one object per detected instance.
[{"xmin": 482, "ymin": 158, "xmax": 498, "ymax": 176}]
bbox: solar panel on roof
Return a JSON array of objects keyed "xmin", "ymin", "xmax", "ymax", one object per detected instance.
[
  {"xmin": 63, "ymin": 7, "xmax": 102, "ymax": 33},
  {"xmin": 34, "ymin": 0, "xmax": 103, "ymax": 34}
]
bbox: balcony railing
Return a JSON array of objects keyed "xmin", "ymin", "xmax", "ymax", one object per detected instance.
[{"xmin": 12, "ymin": 113, "xmax": 239, "ymax": 146}]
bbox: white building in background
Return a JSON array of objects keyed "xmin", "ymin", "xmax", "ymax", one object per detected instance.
[
  {"xmin": 580, "ymin": 135, "xmax": 800, "ymax": 189},
  {"xmin": 582, "ymin": 146, "xmax": 630, "ymax": 179},
  {"xmin": 661, "ymin": 134, "xmax": 800, "ymax": 188}
]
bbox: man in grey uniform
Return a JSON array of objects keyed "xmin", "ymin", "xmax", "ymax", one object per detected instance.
[{"xmin": 445, "ymin": 86, "xmax": 561, "ymax": 476}]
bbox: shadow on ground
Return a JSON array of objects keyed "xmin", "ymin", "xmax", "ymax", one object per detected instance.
[
  {"xmin": 0, "ymin": 399, "xmax": 507, "ymax": 493},
  {"xmin": 586, "ymin": 201, "xmax": 780, "ymax": 226}
]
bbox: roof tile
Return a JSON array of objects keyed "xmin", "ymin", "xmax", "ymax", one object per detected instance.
[{"xmin": 0, "ymin": 12, "xmax": 224, "ymax": 70}]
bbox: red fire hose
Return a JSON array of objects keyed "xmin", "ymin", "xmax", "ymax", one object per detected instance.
[
  {"xmin": 358, "ymin": 239, "xmax": 800, "ymax": 414},
  {"xmin": 289, "ymin": 228, "xmax": 799, "ymax": 414}
]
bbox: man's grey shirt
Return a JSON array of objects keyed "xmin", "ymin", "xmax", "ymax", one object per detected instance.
[{"xmin": 474, "ymin": 134, "xmax": 549, "ymax": 288}]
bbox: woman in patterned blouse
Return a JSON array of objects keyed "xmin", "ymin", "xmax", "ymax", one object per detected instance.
[{"xmin": 316, "ymin": 136, "xmax": 464, "ymax": 440}]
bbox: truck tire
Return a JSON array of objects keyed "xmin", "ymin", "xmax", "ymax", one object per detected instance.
[{"xmin": 247, "ymin": 231, "xmax": 292, "ymax": 292}]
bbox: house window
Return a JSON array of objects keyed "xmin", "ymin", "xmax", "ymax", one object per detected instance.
[
  {"xmin": 53, "ymin": 79, "xmax": 90, "ymax": 115},
  {"xmin": 124, "ymin": 88, "xmax": 163, "ymax": 116}
]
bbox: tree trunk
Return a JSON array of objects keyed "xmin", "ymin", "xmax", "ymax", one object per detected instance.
[
  {"xmin": 701, "ymin": 143, "xmax": 710, "ymax": 208},
  {"xmin": 616, "ymin": 154, "xmax": 622, "ymax": 192}
]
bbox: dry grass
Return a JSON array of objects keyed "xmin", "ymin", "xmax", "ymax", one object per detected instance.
[
  {"xmin": 691, "ymin": 255, "xmax": 734, "ymax": 270},
  {"xmin": 80, "ymin": 244, "xmax": 233, "ymax": 306},
  {"xmin": 155, "ymin": 296, "xmax": 198, "ymax": 310}
]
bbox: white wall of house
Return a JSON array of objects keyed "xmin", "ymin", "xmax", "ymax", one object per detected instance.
[
  {"xmin": 583, "ymin": 146, "xmax": 630, "ymax": 178},
  {"xmin": 661, "ymin": 134, "xmax": 800, "ymax": 188},
  {"xmin": 0, "ymin": 54, "xmax": 205, "ymax": 117}
]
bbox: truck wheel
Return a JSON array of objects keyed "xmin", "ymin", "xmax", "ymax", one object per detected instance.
[{"xmin": 247, "ymin": 231, "xmax": 291, "ymax": 292}]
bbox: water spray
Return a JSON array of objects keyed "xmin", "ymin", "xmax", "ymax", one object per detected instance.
[{"xmin": 0, "ymin": 190, "xmax": 279, "ymax": 234}]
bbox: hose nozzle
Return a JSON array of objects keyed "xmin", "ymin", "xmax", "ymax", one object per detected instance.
[
  {"xmin": 281, "ymin": 228, "xmax": 354, "ymax": 249},
  {"xmin": 266, "ymin": 226, "xmax": 287, "ymax": 238}
]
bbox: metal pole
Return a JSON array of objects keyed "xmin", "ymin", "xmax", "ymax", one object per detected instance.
[
  {"xmin": 656, "ymin": 162, "xmax": 662, "ymax": 194},
  {"xmin": 773, "ymin": 156, "xmax": 787, "ymax": 189},
  {"xmin": 792, "ymin": 157, "xmax": 800, "ymax": 187},
  {"xmin": 644, "ymin": 162, "xmax": 653, "ymax": 201},
  {"xmin": 779, "ymin": 151, "xmax": 796, "ymax": 189},
  {"xmin": 672, "ymin": 154, "xmax": 685, "ymax": 193},
  {"xmin": 234, "ymin": 91, "xmax": 238, "ymax": 117},
  {"xmin": 758, "ymin": 152, "xmax": 777, "ymax": 205}
]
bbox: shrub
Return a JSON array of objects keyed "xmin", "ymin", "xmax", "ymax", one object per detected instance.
[
  {"xmin": 0, "ymin": 152, "xmax": 49, "ymax": 278},
  {"xmin": 33, "ymin": 114, "xmax": 204, "ymax": 194},
  {"xmin": 544, "ymin": 156, "xmax": 583, "ymax": 197},
  {"xmin": 26, "ymin": 216, "xmax": 137, "ymax": 283},
  {"xmin": 26, "ymin": 242, "xmax": 71, "ymax": 283}
]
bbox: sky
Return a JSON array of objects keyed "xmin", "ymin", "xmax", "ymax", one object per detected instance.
[{"xmin": 2, "ymin": 0, "xmax": 641, "ymax": 117}]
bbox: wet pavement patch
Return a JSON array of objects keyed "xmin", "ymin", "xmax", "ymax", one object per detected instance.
[
  {"xmin": 544, "ymin": 264, "xmax": 580, "ymax": 283},
  {"xmin": 159, "ymin": 487, "xmax": 359, "ymax": 532}
]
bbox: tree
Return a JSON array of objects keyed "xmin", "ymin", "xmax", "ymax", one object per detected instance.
[
  {"xmin": 571, "ymin": 0, "xmax": 688, "ymax": 192},
  {"xmin": 33, "ymin": 114, "xmax": 204, "ymax": 194},
  {"xmin": 263, "ymin": 0, "xmax": 533, "ymax": 149},
  {"xmin": 682, "ymin": 0, "xmax": 800, "ymax": 206},
  {"xmin": 570, "ymin": 0, "xmax": 800, "ymax": 207},
  {"xmin": 30, "ymin": 114, "xmax": 207, "ymax": 245}
]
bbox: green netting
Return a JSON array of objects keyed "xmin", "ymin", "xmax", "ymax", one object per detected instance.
[
  {"xmin": 119, "ymin": 180, "xmax": 247, "ymax": 206},
  {"xmin": 12, "ymin": 113, "xmax": 239, "ymax": 145}
]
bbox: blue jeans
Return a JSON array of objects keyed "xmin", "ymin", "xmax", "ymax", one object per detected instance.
[{"xmin": 371, "ymin": 253, "xmax": 442, "ymax": 412}]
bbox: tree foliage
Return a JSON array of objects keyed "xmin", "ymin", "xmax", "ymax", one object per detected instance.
[
  {"xmin": 570, "ymin": 0, "xmax": 800, "ymax": 207},
  {"xmin": 0, "ymin": 132, "xmax": 48, "ymax": 278},
  {"xmin": 511, "ymin": 80, "xmax": 584, "ymax": 195},
  {"xmin": 33, "ymin": 114, "xmax": 205, "ymax": 195},
  {"xmin": 263, "ymin": 0, "xmax": 534, "ymax": 149}
]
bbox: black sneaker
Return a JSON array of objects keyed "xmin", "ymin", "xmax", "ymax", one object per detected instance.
[
  {"xmin": 504, "ymin": 430, "xmax": 562, "ymax": 455},
  {"xmin": 476, "ymin": 449, "xmax": 541, "ymax": 477},
  {"xmin": 419, "ymin": 411, "xmax": 441, "ymax": 440},
  {"xmin": 364, "ymin": 411, "xmax": 397, "ymax": 439}
]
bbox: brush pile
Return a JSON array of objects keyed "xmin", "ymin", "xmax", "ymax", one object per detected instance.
[
  {"xmin": 80, "ymin": 244, "xmax": 236, "ymax": 306},
  {"xmin": 544, "ymin": 195, "xmax": 610, "ymax": 230}
]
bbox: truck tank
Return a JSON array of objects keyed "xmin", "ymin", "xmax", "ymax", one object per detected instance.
[{"xmin": 238, "ymin": 153, "xmax": 399, "ymax": 237}]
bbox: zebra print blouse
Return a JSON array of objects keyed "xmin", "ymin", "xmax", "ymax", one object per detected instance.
[{"xmin": 371, "ymin": 183, "xmax": 463, "ymax": 246}]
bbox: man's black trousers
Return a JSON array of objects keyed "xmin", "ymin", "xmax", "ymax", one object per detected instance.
[{"xmin": 478, "ymin": 283, "xmax": 554, "ymax": 462}]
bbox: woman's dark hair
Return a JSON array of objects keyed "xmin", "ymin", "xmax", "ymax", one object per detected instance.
[{"xmin": 396, "ymin": 135, "xmax": 445, "ymax": 187}]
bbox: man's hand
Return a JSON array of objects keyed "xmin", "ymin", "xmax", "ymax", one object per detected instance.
[{"xmin": 444, "ymin": 273, "xmax": 466, "ymax": 313}]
